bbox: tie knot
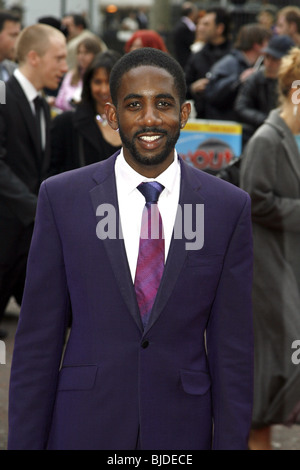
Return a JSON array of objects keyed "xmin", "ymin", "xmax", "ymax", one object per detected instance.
[
  {"xmin": 33, "ymin": 95, "xmax": 43, "ymax": 111},
  {"xmin": 137, "ymin": 181, "xmax": 164, "ymax": 204}
]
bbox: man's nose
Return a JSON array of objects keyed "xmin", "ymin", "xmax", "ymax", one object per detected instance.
[
  {"xmin": 61, "ymin": 60, "xmax": 68, "ymax": 74},
  {"xmin": 141, "ymin": 104, "xmax": 162, "ymax": 126}
]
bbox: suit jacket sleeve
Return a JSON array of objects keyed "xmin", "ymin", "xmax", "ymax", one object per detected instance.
[
  {"xmin": 234, "ymin": 74, "xmax": 267, "ymax": 127},
  {"xmin": 205, "ymin": 56, "xmax": 241, "ymax": 108},
  {"xmin": 8, "ymin": 181, "xmax": 71, "ymax": 449},
  {"xmin": 48, "ymin": 111, "xmax": 75, "ymax": 176},
  {"xmin": 206, "ymin": 193, "xmax": 254, "ymax": 449}
]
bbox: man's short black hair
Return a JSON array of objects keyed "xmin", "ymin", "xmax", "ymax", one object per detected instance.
[
  {"xmin": 0, "ymin": 10, "xmax": 20, "ymax": 32},
  {"xmin": 63, "ymin": 13, "xmax": 87, "ymax": 30},
  {"xmin": 235, "ymin": 23, "xmax": 271, "ymax": 51},
  {"xmin": 109, "ymin": 48, "xmax": 187, "ymax": 106},
  {"xmin": 206, "ymin": 7, "xmax": 231, "ymax": 40},
  {"xmin": 71, "ymin": 14, "xmax": 87, "ymax": 29}
]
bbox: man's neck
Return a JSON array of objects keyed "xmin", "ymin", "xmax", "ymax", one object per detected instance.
[
  {"xmin": 242, "ymin": 50, "xmax": 258, "ymax": 66},
  {"xmin": 17, "ymin": 65, "xmax": 42, "ymax": 91},
  {"xmin": 210, "ymin": 36, "xmax": 226, "ymax": 46}
]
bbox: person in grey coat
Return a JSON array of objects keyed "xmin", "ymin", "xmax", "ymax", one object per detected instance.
[{"xmin": 240, "ymin": 47, "xmax": 300, "ymax": 450}]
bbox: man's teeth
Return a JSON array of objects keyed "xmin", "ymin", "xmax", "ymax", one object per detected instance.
[{"xmin": 140, "ymin": 135, "xmax": 160, "ymax": 142}]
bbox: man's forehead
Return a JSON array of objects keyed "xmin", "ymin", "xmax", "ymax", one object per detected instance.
[
  {"xmin": 203, "ymin": 13, "xmax": 216, "ymax": 24},
  {"xmin": 121, "ymin": 65, "xmax": 174, "ymax": 84},
  {"xmin": 64, "ymin": 16, "xmax": 74, "ymax": 26},
  {"xmin": 118, "ymin": 66, "xmax": 177, "ymax": 99},
  {"xmin": 125, "ymin": 64, "xmax": 171, "ymax": 74},
  {"xmin": 3, "ymin": 20, "xmax": 20, "ymax": 31}
]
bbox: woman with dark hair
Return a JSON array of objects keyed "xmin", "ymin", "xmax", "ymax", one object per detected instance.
[{"xmin": 49, "ymin": 50, "xmax": 122, "ymax": 175}]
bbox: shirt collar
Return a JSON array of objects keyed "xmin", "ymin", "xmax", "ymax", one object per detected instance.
[
  {"xmin": 116, "ymin": 148, "xmax": 180, "ymax": 196},
  {"xmin": 181, "ymin": 16, "xmax": 196, "ymax": 32},
  {"xmin": 14, "ymin": 68, "xmax": 41, "ymax": 103}
]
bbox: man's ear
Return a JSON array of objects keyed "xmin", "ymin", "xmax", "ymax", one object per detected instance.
[
  {"xmin": 180, "ymin": 101, "xmax": 191, "ymax": 129},
  {"xmin": 27, "ymin": 49, "xmax": 41, "ymax": 67},
  {"xmin": 105, "ymin": 102, "xmax": 119, "ymax": 131}
]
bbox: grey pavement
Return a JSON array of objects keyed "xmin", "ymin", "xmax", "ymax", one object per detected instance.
[{"xmin": 0, "ymin": 298, "xmax": 300, "ymax": 451}]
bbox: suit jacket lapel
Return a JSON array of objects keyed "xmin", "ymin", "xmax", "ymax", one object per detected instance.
[
  {"xmin": 267, "ymin": 109, "xmax": 300, "ymax": 181},
  {"xmin": 40, "ymin": 97, "xmax": 51, "ymax": 174},
  {"xmin": 89, "ymin": 153, "xmax": 143, "ymax": 333},
  {"xmin": 89, "ymin": 154, "xmax": 204, "ymax": 335},
  {"xmin": 282, "ymin": 131, "xmax": 300, "ymax": 182},
  {"xmin": 144, "ymin": 159, "xmax": 205, "ymax": 334},
  {"xmin": 10, "ymin": 77, "xmax": 43, "ymax": 165}
]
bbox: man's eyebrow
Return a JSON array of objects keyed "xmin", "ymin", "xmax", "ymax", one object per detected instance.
[
  {"xmin": 123, "ymin": 93, "xmax": 176, "ymax": 102},
  {"xmin": 156, "ymin": 93, "xmax": 176, "ymax": 101},
  {"xmin": 123, "ymin": 93, "xmax": 143, "ymax": 102}
]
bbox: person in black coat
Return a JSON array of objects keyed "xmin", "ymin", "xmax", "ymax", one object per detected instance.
[
  {"xmin": 0, "ymin": 11, "xmax": 20, "ymax": 82},
  {"xmin": 204, "ymin": 23, "xmax": 271, "ymax": 121},
  {"xmin": 235, "ymin": 35, "xmax": 295, "ymax": 146},
  {"xmin": 184, "ymin": 7, "xmax": 232, "ymax": 118},
  {"xmin": 0, "ymin": 24, "xmax": 68, "ymax": 337},
  {"xmin": 49, "ymin": 50, "xmax": 122, "ymax": 176},
  {"xmin": 172, "ymin": 2, "xmax": 198, "ymax": 69}
]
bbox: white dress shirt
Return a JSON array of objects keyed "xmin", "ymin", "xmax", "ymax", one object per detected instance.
[
  {"xmin": 181, "ymin": 16, "xmax": 196, "ymax": 32},
  {"xmin": 0, "ymin": 62, "xmax": 9, "ymax": 82},
  {"xmin": 115, "ymin": 149, "xmax": 181, "ymax": 282},
  {"xmin": 13, "ymin": 69, "xmax": 46, "ymax": 149}
]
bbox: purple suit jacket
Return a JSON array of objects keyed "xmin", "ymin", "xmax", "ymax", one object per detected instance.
[{"xmin": 8, "ymin": 152, "xmax": 253, "ymax": 450}]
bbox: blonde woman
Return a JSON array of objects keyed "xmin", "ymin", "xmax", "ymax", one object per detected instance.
[
  {"xmin": 241, "ymin": 47, "xmax": 300, "ymax": 450},
  {"xmin": 55, "ymin": 36, "xmax": 103, "ymax": 111}
]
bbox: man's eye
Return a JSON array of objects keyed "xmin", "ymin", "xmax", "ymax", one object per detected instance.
[
  {"xmin": 158, "ymin": 101, "xmax": 171, "ymax": 107},
  {"xmin": 128, "ymin": 102, "xmax": 140, "ymax": 109}
]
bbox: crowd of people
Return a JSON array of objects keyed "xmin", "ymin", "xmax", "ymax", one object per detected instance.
[{"xmin": 1, "ymin": 1, "xmax": 300, "ymax": 451}]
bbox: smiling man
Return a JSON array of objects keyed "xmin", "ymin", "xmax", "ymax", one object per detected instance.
[
  {"xmin": 8, "ymin": 48, "xmax": 253, "ymax": 450},
  {"xmin": 0, "ymin": 24, "xmax": 68, "ymax": 337}
]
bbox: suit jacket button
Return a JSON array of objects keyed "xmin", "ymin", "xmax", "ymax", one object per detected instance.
[{"xmin": 141, "ymin": 340, "xmax": 149, "ymax": 349}]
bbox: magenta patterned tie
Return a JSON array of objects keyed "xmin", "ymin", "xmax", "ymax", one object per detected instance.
[{"xmin": 134, "ymin": 182, "xmax": 165, "ymax": 327}]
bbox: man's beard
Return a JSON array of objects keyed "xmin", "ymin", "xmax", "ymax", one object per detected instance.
[{"xmin": 118, "ymin": 126, "xmax": 181, "ymax": 166}]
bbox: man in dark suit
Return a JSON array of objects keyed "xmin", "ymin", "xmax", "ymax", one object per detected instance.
[
  {"xmin": 0, "ymin": 24, "xmax": 68, "ymax": 337},
  {"xmin": 8, "ymin": 48, "xmax": 253, "ymax": 450},
  {"xmin": 0, "ymin": 10, "xmax": 21, "ymax": 82},
  {"xmin": 172, "ymin": 1, "xmax": 198, "ymax": 69},
  {"xmin": 185, "ymin": 7, "xmax": 232, "ymax": 118}
]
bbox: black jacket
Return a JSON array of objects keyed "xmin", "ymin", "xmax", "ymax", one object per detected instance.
[
  {"xmin": 185, "ymin": 40, "xmax": 232, "ymax": 118},
  {"xmin": 0, "ymin": 76, "xmax": 51, "ymax": 226},
  {"xmin": 172, "ymin": 19, "xmax": 195, "ymax": 69},
  {"xmin": 49, "ymin": 102, "xmax": 121, "ymax": 176},
  {"xmin": 234, "ymin": 67, "xmax": 278, "ymax": 143},
  {"xmin": 204, "ymin": 49, "xmax": 251, "ymax": 121}
]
